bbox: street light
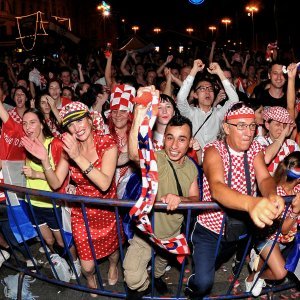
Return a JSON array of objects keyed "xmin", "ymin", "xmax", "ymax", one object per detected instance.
[
  {"xmin": 221, "ymin": 18, "xmax": 231, "ymax": 37},
  {"xmin": 208, "ymin": 26, "xmax": 217, "ymax": 38},
  {"xmin": 153, "ymin": 28, "xmax": 161, "ymax": 34},
  {"xmin": 246, "ymin": 5, "xmax": 258, "ymax": 50},
  {"xmin": 132, "ymin": 26, "xmax": 139, "ymax": 34},
  {"xmin": 186, "ymin": 28, "xmax": 194, "ymax": 35}
]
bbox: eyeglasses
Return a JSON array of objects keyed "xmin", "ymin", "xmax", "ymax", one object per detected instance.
[
  {"xmin": 226, "ymin": 122, "xmax": 257, "ymax": 131},
  {"xmin": 195, "ymin": 85, "xmax": 214, "ymax": 93}
]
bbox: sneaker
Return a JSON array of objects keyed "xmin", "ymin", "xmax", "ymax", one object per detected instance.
[
  {"xmin": 39, "ymin": 246, "xmax": 50, "ymax": 254},
  {"xmin": 71, "ymin": 259, "xmax": 81, "ymax": 280},
  {"xmin": 165, "ymin": 265, "xmax": 172, "ymax": 272},
  {"xmin": 0, "ymin": 250, "xmax": 10, "ymax": 268},
  {"xmin": 26, "ymin": 257, "xmax": 38, "ymax": 268},
  {"xmin": 154, "ymin": 276, "xmax": 169, "ymax": 295},
  {"xmin": 245, "ymin": 272, "xmax": 266, "ymax": 297}
]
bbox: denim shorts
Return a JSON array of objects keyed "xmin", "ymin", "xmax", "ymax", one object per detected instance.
[
  {"xmin": 29, "ymin": 206, "xmax": 62, "ymax": 231},
  {"xmin": 256, "ymin": 239, "xmax": 286, "ymax": 252}
]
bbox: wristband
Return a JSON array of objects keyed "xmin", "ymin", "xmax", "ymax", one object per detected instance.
[
  {"xmin": 82, "ymin": 162, "xmax": 94, "ymax": 175},
  {"xmin": 289, "ymin": 212, "xmax": 299, "ymax": 220}
]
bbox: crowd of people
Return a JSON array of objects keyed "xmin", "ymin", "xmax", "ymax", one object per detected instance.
[{"xmin": 0, "ymin": 40, "xmax": 300, "ymax": 299}]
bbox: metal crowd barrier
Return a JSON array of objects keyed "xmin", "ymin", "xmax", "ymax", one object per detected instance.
[{"xmin": 0, "ymin": 183, "xmax": 297, "ymax": 299}]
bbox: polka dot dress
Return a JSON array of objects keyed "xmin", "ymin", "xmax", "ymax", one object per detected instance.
[{"xmin": 70, "ymin": 134, "xmax": 124, "ymax": 261}]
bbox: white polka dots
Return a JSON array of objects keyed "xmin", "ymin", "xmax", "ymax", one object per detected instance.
[{"xmin": 70, "ymin": 134, "xmax": 124, "ymax": 260}]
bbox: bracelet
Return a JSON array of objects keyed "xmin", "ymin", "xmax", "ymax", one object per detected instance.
[
  {"xmin": 289, "ymin": 212, "xmax": 299, "ymax": 220},
  {"xmin": 43, "ymin": 165, "xmax": 52, "ymax": 172},
  {"xmin": 82, "ymin": 162, "xmax": 94, "ymax": 175}
]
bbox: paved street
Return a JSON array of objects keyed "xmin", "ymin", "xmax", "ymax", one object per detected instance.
[{"xmin": 0, "ymin": 241, "xmax": 298, "ymax": 299}]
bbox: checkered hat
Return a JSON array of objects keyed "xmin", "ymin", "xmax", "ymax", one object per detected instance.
[
  {"xmin": 110, "ymin": 84, "xmax": 136, "ymax": 112},
  {"xmin": 225, "ymin": 102, "xmax": 255, "ymax": 121},
  {"xmin": 263, "ymin": 106, "xmax": 294, "ymax": 124},
  {"xmin": 60, "ymin": 101, "xmax": 89, "ymax": 127}
]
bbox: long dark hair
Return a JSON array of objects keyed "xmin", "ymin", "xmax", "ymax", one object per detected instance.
[
  {"xmin": 35, "ymin": 91, "xmax": 62, "ymax": 134},
  {"xmin": 273, "ymin": 151, "xmax": 300, "ymax": 185},
  {"xmin": 23, "ymin": 108, "xmax": 54, "ymax": 165}
]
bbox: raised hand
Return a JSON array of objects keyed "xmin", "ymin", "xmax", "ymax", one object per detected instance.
[
  {"xmin": 207, "ymin": 62, "xmax": 222, "ymax": 76},
  {"xmin": 21, "ymin": 136, "xmax": 48, "ymax": 162},
  {"xmin": 62, "ymin": 133, "xmax": 81, "ymax": 161}
]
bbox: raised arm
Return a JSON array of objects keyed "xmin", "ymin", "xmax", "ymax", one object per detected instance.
[
  {"xmin": 77, "ymin": 63, "xmax": 85, "ymax": 83},
  {"xmin": 176, "ymin": 59, "xmax": 205, "ymax": 115},
  {"xmin": 0, "ymin": 88, "xmax": 9, "ymax": 123},
  {"xmin": 241, "ymin": 53, "xmax": 250, "ymax": 75},
  {"xmin": 156, "ymin": 55, "xmax": 173, "ymax": 77},
  {"xmin": 286, "ymin": 62, "xmax": 299, "ymax": 120},
  {"xmin": 207, "ymin": 62, "xmax": 239, "ymax": 109},
  {"xmin": 104, "ymin": 51, "xmax": 113, "ymax": 89},
  {"xmin": 46, "ymin": 96, "xmax": 62, "ymax": 124},
  {"xmin": 128, "ymin": 86, "xmax": 158, "ymax": 163},
  {"xmin": 128, "ymin": 104, "xmax": 148, "ymax": 163},
  {"xmin": 261, "ymin": 125, "xmax": 294, "ymax": 164},
  {"xmin": 120, "ymin": 51, "xmax": 131, "ymax": 76},
  {"xmin": 208, "ymin": 41, "xmax": 216, "ymax": 64}
]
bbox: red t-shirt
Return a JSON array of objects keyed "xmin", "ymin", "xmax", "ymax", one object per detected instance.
[{"xmin": 0, "ymin": 115, "xmax": 25, "ymax": 161}]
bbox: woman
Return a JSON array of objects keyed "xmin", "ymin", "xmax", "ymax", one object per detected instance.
[
  {"xmin": 48, "ymin": 78, "xmax": 72, "ymax": 110},
  {"xmin": 21, "ymin": 108, "xmax": 80, "ymax": 278},
  {"xmin": 245, "ymin": 151, "xmax": 300, "ymax": 297},
  {"xmin": 35, "ymin": 92, "xmax": 62, "ymax": 138},
  {"xmin": 22, "ymin": 101, "xmax": 123, "ymax": 292},
  {"xmin": 0, "ymin": 86, "xmax": 30, "ymax": 162},
  {"xmin": 153, "ymin": 93, "xmax": 180, "ymax": 151},
  {"xmin": 81, "ymin": 83, "xmax": 109, "ymax": 115},
  {"xmin": 108, "ymin": 84, "xmax": 136, "ymax": 198}
]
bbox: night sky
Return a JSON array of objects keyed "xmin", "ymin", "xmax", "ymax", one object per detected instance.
[{"xmin": 99, "ymin": 0, "xmax": 297, "ymax": 52}]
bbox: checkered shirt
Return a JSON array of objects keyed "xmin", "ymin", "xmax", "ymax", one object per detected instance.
[
  {"xmin": 256, "ymin": 136, "xmax": 300, "ymax": 176},
  {"xmin": 198, "ymin": 140, "xmax": 263, "ymax": 235}
]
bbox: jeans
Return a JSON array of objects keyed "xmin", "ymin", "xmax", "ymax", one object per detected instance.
[{"xmin": 187, "ymin": 222, "xmax": 237, "ymax": 298}]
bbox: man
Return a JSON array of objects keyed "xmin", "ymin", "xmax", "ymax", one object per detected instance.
[
  {"xmin": 176, "ymin": 60, "xmax": 239, "ymax": 149},
  {"xmin": 186, "ymin": 102, "xmax": 285, "ymax": 298},
  {"xmin": 124, "ymin": 87, "xmax": 199, "ymax": 299},
  {"xmin": 254, "ymin": 61, "xmax": 287, "ymax": 108},
  {"xmin": 256, "ymin": 106, "xmax": 298, "ymax": 176}
]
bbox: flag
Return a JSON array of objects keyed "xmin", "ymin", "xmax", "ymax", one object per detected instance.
[{"xmin": 129, "ymin": 92, "xmax": 190, "ymax": 263}]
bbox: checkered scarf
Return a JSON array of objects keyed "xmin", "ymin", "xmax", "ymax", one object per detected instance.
[
  {"xmin": 8, "ymin": 108, "xmax": 22, "ymax": 124},
  {"xmin": 129, "ymin": 92, "xmax": 190, "ymax": 263}
]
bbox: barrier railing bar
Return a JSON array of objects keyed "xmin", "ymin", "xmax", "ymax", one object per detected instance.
[{"xmin": 0, "ymin": 183, "xmax": 297, "ymax": 299}]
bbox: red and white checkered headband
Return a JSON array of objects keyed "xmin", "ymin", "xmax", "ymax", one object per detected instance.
[
  {"xmin": 110, "ymin": 84, "xmax": 136, "ymax": 112},
  {"xmin": 59, "ymin": 102, "xmax": 89, "ymax": 127},
  {"xmin": 263, "ymin": 106, "xmax": 294, "ymax": 124},
  {"xmin": 225, "ymin": 102, "xmax": 255, "ymax": 121}
]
